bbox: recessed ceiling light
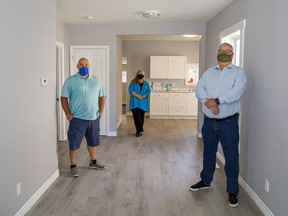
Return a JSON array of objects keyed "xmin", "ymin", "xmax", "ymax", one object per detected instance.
[
  {"xmin": 82, "ymin": 16, "xmax": 94, "ymax": 20},
  {"xmin": 182, "ymin": 35, "xmax": 198, "ymax": 38},
  {"xmin": 143, "ymin": 11, "xmax": 160, "ymax": 19}
]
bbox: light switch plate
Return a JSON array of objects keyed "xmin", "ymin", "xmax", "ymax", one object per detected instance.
[{"xmin": 40, "ymin": 78, "xmax": 48, "ymax": 87}]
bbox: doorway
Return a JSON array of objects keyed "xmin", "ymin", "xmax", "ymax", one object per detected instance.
[
  {"xmin": 218, "ymin": 19, "xmax": 246, "ymax": 158},
  {"xmin": 56, "ymin": 42, "xmax": 67, "ymax": 141},
  {"xmin": 122, "ymin": 57, "xmax": 128, "ymax": 115},
  {"xmin": 70, "ymin": 46, "xmax": 110, "ymax": 136},
  {"xmin": 220, "ymin": 19, "xmax": 246, "ymax": 67}
]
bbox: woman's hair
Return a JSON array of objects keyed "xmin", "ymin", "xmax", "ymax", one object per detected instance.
[{"xmin": 132, "ymin": 70, "xmax": 145, "ymax": 84}]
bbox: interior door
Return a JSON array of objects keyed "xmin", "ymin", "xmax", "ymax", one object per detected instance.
[{"xmin": 70, "ymin": 46, "xmax": 109, "ymax": 136}]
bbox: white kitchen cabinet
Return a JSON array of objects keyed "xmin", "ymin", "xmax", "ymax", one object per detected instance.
[
  {"xmin": 150, "ymin": 56, "xmax": 187, "ymax": 79},
  {"xmin": 168, "ymin": 56, "xmax": 187, "ymax": 79},
  {"xmin": 150, "ymin": 56, "xmax": 168, "ymax": 79},
  {"xmin": 150, "ymin": 92, "xmax": 197, "ymax": 119},
  {"xmin": 150, "ymin": 93, "xmax": 169, "ymax": 116},
  {"xmin": 168, "ymin": 93, "xmax": 187, "ymax": 115},
  {"xmin": 187, "ymin": 92, "xmax": 198, "ymax": 116}
]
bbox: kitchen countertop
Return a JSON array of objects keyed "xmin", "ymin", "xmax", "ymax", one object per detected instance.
[{"xmin": 151, "ymin": 89, "xmax": 195, "ymax": 93}]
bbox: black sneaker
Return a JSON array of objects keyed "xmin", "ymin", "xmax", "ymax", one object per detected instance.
[
  {"xmin": 89, "ymin": 161, "xmax": 106, "ymax": 170},
  {"xmin": 189, "ymin": 180, "xmax": 211, "ymax": 191},
  {"xmin": 228, "ymin": 193, "xmax": 239, "ymax": 207},
  {"xmin": 136, "ymin": 132, "xmax": 143, "ymax": 137}
]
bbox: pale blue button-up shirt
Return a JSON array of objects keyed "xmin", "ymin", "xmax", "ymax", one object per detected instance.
[{"xmin": 196, "ymin": 63, "xmax": 247, "ymax": 119}]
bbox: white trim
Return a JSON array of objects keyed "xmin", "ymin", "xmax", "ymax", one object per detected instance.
[
  {"xmin": 117, "ymin": 115, "xmax": 123, "ymax": 128},
  {"xmin": 15, "ymin": 170, "xmax": 59, "ymax": 216},
  {"xmin": 220, "ymin": 19, "xmax": 246, "ymax": 39},
  {"xmin": 197, "ymin": 132, "xmax": 202, "ymax": 138},
  {"xmin": 220, "ymin": 19, "xmax": 246, "ymax": 68},
  {"xmin": 149, "ymin": 116, "xmax": 197, "ymax": 120},
  {"xmin": 126, "ymin": 111, "xmax": 133, "ymax": 116},
  {"xmin": 239, "ymin": 178, "xmax": 275, "ymax": 216},
  {"xmin": 220, "ymin": 20, "xmax": 246, "ymax": 155},
  {"xmin": 107, "ymin": 131, "xmax": 117, "ymax": 136},
  {"xmin": 216, "ymin": 153, "xmax": 274, "ymax": 216},
  {"xmin": 216, "ymin": 151, "xmax": 225, "ymax": 164},
  {"xmin": 56, "ymin": 42, "xmax": 67, "ymax": 141}
]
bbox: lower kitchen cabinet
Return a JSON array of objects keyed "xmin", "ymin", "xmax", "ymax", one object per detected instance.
[
  {"xmin": 187, "ymin": 92, "xmax": 198, "ymax": 116},
  {"xmin": 168, "ymin": 93, "xmax": 187, "ymax": 115},
  {"xmin": 150, "ymin": 92, "xmax": 198, "ymax": 119},
  {"xmin": 150, "ymin": 93, "xmax": 169, "ymax": 116}
]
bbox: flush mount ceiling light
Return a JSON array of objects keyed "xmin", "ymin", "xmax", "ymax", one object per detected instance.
[
  {"xmin": 143, "ymin": 11, "xmax": 160, "ymax": 19},
  {"xmin": 182, "ymin": 35, "xmax": 198, "ymax": 38},
  {"xmin": 82, "ymin": 16, "xmax": 94, "ymax": 20}
]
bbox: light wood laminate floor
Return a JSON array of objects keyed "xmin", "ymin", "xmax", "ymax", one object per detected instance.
[{"xmin": 26, "ymin": 116, "xmax": 263, "ymax": 216}]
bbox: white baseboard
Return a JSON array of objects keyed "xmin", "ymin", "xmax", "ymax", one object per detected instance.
[
  {"xmin": 107, "ymin": 131, "xmax": 117, "ymax": 136},
  {"xmin": 149, "ymin": 116, "xmax": 197, "ymax": 119},
  {"xmin": 15, "ymin": 170, "xmax": 59, "ymax": 216},
  {"xmin": 216, "ymin": 151, "xmax": 225, "ymax": 164},
  {"xmin": 216, "ymin": 152, "xmax": 274, "ymax": 216},
  {"xmin": 197, "ymin": 133, "xmax": 202, "ymax": 138},
  {"xmin": 117, "ymin": 115, "xmax": 123, "ymax": 128},
  {"xmin": 239, "ymin": 177, "xmax": 275, "ymax": 216}
]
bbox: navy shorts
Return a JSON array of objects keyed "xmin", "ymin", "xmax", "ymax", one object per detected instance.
[{"xmin": 68, "ymin": 117, "xmax": 100, "ymax": 150}]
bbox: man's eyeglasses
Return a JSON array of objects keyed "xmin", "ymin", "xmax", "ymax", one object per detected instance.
[{"xmin": 218, "ymin": 49, "xmax": 233, "ymax": 54}]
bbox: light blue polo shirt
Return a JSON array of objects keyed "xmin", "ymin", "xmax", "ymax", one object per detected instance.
[{"xmin": 61, "ymin": 73, "xmax": 105, "ymax": 120}]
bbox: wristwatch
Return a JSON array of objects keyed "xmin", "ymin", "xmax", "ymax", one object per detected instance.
[{"xmin": 215, "ymin": 98, "xmax": 220, "ymax": 105}]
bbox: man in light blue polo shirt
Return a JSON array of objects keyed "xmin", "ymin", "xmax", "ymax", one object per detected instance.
[
  {"xmin": 61, "ymin": 57, "xmax": 106, "ymax": 177},
  {"xmin": 189, "ymin": 43, "xmax": 247, "ymax": 208}
]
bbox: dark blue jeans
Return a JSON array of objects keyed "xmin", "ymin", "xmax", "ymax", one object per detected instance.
[{"xmin": 200, "ymin": 114, "xmax": 240, "ymax": 195}]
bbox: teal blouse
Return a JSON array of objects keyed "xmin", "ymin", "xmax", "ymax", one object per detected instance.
[{"xmin": 128, "ymin": 80, "xmax": 151, "ymax": 112}]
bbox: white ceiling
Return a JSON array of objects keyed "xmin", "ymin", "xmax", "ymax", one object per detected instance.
[{"xmin": 57, "ymin": 0, "xmax": 233, "ymax": 25}]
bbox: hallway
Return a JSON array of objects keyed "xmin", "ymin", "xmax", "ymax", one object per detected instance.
[{"xmin": 26, "ymin": 116, "xmax": 263, "ymax": 216}]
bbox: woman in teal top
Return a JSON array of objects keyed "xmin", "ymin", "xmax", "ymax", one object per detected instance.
[{"xmin": 128, "ymin": 70, "xmax": 151, "ymax": 137}]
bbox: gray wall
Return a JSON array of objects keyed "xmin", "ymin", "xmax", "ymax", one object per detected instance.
[
  {"xmin": 56, "ymin": 19, "xmax": 70, "ymax": 78},
  {"xmin": 123, "ymin": 40, "xmax": 200, "ymax": 79},
  {"xmin": 3, "ymin": 0, "xmax": 285, "ymax": 214},
  {"xmin": 204, "ymin": 0, "xmax": 288, "ymax": 215},
  {"xmin": 68, "ymin": 23, "xmax": 206, "ymax": 132},
  {"xmin": 0, "ymin": 0, "xmax": 58, "ymax": 215}
]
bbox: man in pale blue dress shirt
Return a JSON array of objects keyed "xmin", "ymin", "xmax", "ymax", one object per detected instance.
[{"xmin": 189, "ymin": 43, "xmax": 247, "ymax": 208}]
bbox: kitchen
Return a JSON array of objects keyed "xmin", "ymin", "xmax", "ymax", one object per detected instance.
[{"xmin": 122, "ymin": 35, "xmax": 200, "ymax": 119}]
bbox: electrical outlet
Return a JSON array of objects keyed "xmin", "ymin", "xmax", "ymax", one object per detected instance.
[
  {"xmin": 17, "ymin": 183, "xmax": 21, "ymax": 196},
  {"xmin": 265, "ymin": 179, "xmax": 269, "ymax": 192}
]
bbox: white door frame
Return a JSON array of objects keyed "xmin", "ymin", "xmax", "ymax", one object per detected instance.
[
  {"xmin": 56, "ymin": 42, "xmax": 67, "ymax": 141},
  {"xmin": 218, "ymin": 19, "xmax": 246, "ymax": 158},
  {"xmin": 220, "ymin": 19, "xmax": 246, "ymax": 67},
  {"xmin": 70, "ymin": 46, "xmax": 110, "ymax": 136}
]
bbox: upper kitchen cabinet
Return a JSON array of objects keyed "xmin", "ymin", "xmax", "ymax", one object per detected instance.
[{"xmin": 150, "ymin": 56, "xmax": 187, "ymax": 79}]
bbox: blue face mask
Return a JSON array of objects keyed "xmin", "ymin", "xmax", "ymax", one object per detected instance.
[{"xmin": 79, "ymin": 67, "xmax": 89, "ymax": 76}]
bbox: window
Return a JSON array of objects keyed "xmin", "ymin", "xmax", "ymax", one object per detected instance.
[
  {"xmin": 122, "ymin": 71, "xmax": 127, "ymax": 83},
  {"xmin": 185, "ymin": 63, "xmax": 199, "ymax": 85},
  {"xmin": 122, "ymin": 57, "xmax": 127, "ymax": 83}
]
